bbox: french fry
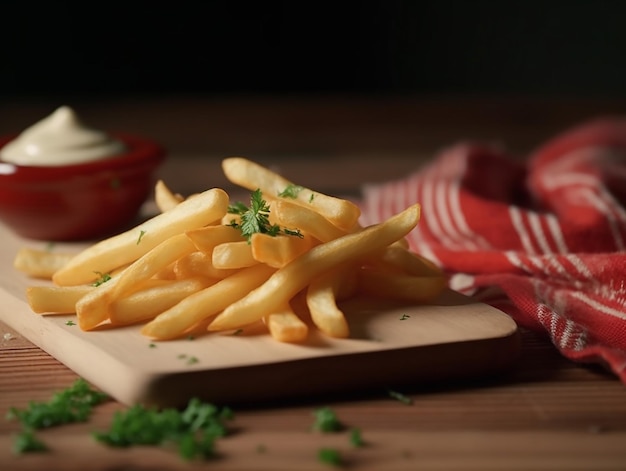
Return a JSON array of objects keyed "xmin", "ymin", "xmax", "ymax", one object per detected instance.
[
  {"xmin": 306, "ymin": 265, "xmax": 357, "ymax": 338},
  {"xmin": 212, "ymin": 241, "xmax": 258, "ymax": 269},
  {"xmin": 173, "ymin": 251, "xmax": 237, "ymax": 280},
  {"xmin": 222, "ymin": 157, "xmax": 361, "ymax": 231},
  {"xmin": 75, "ymin": 233, "xmax": 197, "ymax": 330},
  {"xmin": 53, "ymin": 188, "xmax": 229, "ymax": 287},
  {"xmin": 273, "ymin": 199, "xmax": 349, "ymax": 243},
  {"xmin": 109, "ymin": 277, "xmax": 214, "ymax": 326},
  {"xmin": 185, "ymin": 224, "xmax": 245, "ymax": 254},
  {"xmin": 153, "ymin": 262, "xmax": 178, "ymax": 280},
  {"xmin": 154, "ymin": 179, "xmax": 184, "ymax": 212},
  {"xmin": 208, "ymin": 204, "xmax": 421, "ymax": 331},
  {"xmin": 367, "ymin": 244, "xmax": 443, "ymax": 277},
  {"xmin": 250, "ymin": 232, "xmax": 313, "ymax": 268},
  {"xmin": 264, "ymin": 304, "xmax": 308, "ymax": 343},
  {"xmin": 356, "ymin": 267, "xmax": 446, "ymax": 303},
  {"xmin": 17, "ymin": 156, "xmax": 447, "ymax": 346},
  {"xmin": 26, "ymin": 285, "xmax": 94, "ymax": 314},
  {"xmin": 141, "ymin": 264, "xmax": 276, "ymax": 340},
  {"xmin": 14, "ymin": 248, "xmax": 75, "ymax": 280}
]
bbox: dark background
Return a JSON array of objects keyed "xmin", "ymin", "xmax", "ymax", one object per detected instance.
[{"xmin": 2, "ymin": 0, "xmax": 626, "ymax": 101}]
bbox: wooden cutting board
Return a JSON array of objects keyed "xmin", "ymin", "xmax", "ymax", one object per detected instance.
[{"xmin": 0, "ymin": 222, "xmax": 520, "ymax": 408}]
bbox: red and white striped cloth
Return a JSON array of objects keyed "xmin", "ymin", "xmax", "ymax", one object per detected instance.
[{"xmin": 361, "ymin": 118, "xmax": 626, "ymax": 383}]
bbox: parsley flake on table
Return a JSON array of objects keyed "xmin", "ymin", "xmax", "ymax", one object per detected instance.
[
  {"xmin": 312, "ymin": 406, "xmax": 344, "ymax": 432},
  {"xmin": 350, "ymin": 427, "xmax": 364, "ymax": 447},
  {"xmin": 12, "ymin": 430, "xmax": 48, "ymax": 454},
  {"xmin": 6, "ymin": 378, "xmax": 109, "ymax": 430},
  {"xmin": 227, "ymin": 189, "xmax": 302, "ymax": 242},
  {"xmin": 93, "ymin": 398, "xmax": 234, "ymax": 461},
  {"xmin": 318, "ymin": 447, "xmax": 343, "ymax": 466},
  {"xmin": 388, "ymin": 389, "xmax": 413, "ymax": 405}
]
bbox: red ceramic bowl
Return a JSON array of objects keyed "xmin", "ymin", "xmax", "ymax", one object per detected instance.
[{"xmin": 0, "ymin": 133, "xmax": 166, "ymax": 241}]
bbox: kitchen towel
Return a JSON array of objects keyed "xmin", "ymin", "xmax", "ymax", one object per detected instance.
[{"xmin": 361, "ymin": 118, "xmax": 626, "ymax": 383}]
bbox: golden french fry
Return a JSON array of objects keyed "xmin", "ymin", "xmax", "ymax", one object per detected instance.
[
  {"xmin": 368, "ymin": 244, "xmax": 443, "ymax": 277},
  {"xmin": 153, "ymin": 262, "xmax": 178, "ymax": 280},
  {"xmin": 185, "ymin": 224, "xmax": 245, "ymax": 254},
  {"xmin": 141, "ymin": 264, "xmax": 276, "ymax": 340},
  {"xmin": 26, "ymin": 285, "xmax": 94, "ymax": 314},
  {"xmin": 264, "ymin": 304, "xmax": 308, "ymax": 343},
  {"xmin": 208, "ymin": 204, "xmax": 421, "ymax": 331},
  {"xmin": 109, "ymin": 277, "xmax": 213, "ymax": 326},
  {"xmin": 75, "ymin": 233, "xmax": 197, "ymax": 330},
  {"xmin": 273, "ymin": 199, "xmax": 348, "ymax": 242},
  {"xmin": 173, "ymin": 251, "xmax": 238, "ymax": 280},
  {"xmin": 17, "ymin": 155, "xmax": 448, "ymax": 346},
  {"xmin": 212, "ymin": 241, "xmax": 258, "ymax": 269},
  {"xmin": 14, "ymin": 248, "xmax": 75, "ymax": 280},
  {"xmin": 395, "ymin": 238, "xmax": 410, "ymax": 249},
  {"xmin": 306, "ymin": 266, "xmax": 357, "ymax": 338},
  {"xmin": 222, "ymin": 157, "xmax": 361, "ymax": 231},
  {"xmin": 356, "ymin": 268, "xmax": 446, "ymax": 303},
  {"xmin": 154, "ymin": 179, "xmax": 184, "ymax": 212},
  {"xmin": 53, "ymin": 187, "xmax": 229, "ymax": 287},
  {"xmin": 250, "ymin": 232, "xmax": 313, "ymax": 268}
]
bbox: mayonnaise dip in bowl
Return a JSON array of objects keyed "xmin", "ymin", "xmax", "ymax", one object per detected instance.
[{"xmin": 0, "ymin": 106, "xmax": 166, "ymax": 241}]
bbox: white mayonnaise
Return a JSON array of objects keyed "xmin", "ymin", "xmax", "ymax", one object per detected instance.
[{"xmin": 0, "ymin": 106, "xmax": 127, "ymax": 166}]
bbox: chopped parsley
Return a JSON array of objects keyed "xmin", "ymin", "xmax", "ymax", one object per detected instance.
[
  {"xmin": 227, "ymin": 189, "xmax": 302, "ymax": 242},
  {"xmin": 177, "ymin": 354, "xmax": 199, "ymax": 365},
  {"xmin": 137, "ymin": 230, "xmax": 147, "ymax": 244},
  {"xmin": 93, "ymin": 398, "xmax": 234, "ymax": 461},
  {"xmin": 278, "ymin": 184, "xmax": 304, "ymax": 199},
  {"xmin": 312, "ymin": 406, "xmax": 344, "ymax": 433},
  {"xmin": 92, "ymin": 272, "xmax": 112, "ymax": 287},
  {"xmin": 283, "ymin": 227, "xmax": 303, "ymax": 237},
  {"xmin": 318, "ymin": 447, "xmax": 342, "ymax": 466},
  {"xmin": 65, "ymin": 320, "xmax": 76, "ymax": 326},
  {"xmin": 350, "ymin": 428, "xmax": 364, "ymax": 447},
  {"xmin": 6, "ymin": 378, "xmax": 108, "ymax": 430},
  {"xmin": 388, "ymin": 389, "xmax": 413, "ymax": 405},
  {"xmin": 12, "ymin": 430, "xmax": 48, "ymax": 454}
]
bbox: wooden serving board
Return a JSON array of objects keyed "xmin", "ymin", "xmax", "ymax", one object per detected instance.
[{"xmin": 0, "ymin": 222, "xmax": 520, "ymax": 408}]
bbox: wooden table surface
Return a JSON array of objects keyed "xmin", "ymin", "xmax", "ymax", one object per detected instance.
[{"xmin": 1, "ymin": 95, "xmax": 626, "ymax": 470}]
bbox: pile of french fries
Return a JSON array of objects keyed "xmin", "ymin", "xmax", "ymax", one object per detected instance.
[{"xmin": 13, "ymin": 157, "xmax": 445, "ymax": 343}]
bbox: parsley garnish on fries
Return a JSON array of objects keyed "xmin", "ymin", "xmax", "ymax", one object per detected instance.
[
  {"xmin": 137, "ymin": 230, "xmax": 146, "ymax": 245},
  {"xmin": 278, "ymin": 184, "xmax": 304, "ymax": 199},
  {"xmin": 92, "ymin": 271, "xmax": 111, "ymax": 287},
  {"xmin": 227, "ymin": 189, "xmax": 302, "ymax": 242}
]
